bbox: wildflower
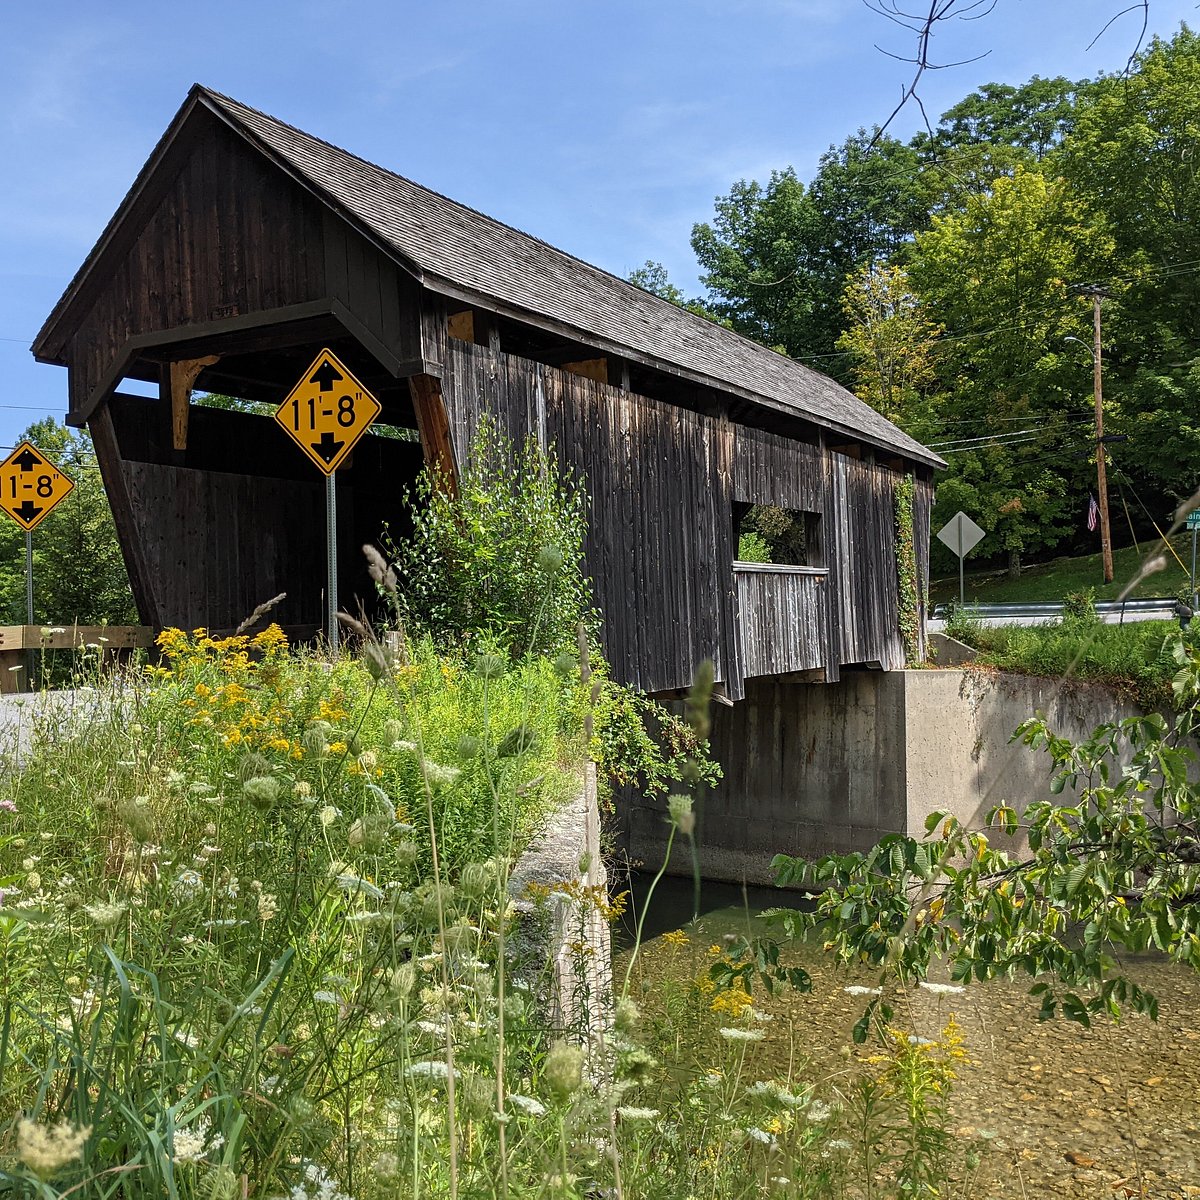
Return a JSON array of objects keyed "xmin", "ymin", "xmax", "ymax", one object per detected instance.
[
  {"xmin": 907, "ymin": 1034, "xmax": 936, "ymax": 1046},
  {"xmin": 293, "ymin": 781, "xmax": 312, "ymax": 798},
  {"xmin": 507, "ymin": 1093, "xmax": 547, "ymax": 1117},
  {"xmin": 662, "ymin": 929, "xmax": 689, "ymax": 948},
  {"xmin": 172, "ymin": 1120, "xmax": 224, "ymax": 1164},
  {"xmin": 806, "ymin": 1100, "xmax": 832, "ymax": 1122},
  {"xmin": 243, "ymin": 776, "xmax": 281, "ymax": 811},
  {"xmin": 314, "ymin": 991, "xmax": 340, "ymax": 1006},
  {"xmin": 0, "ymin": 799, "xmax": 15, "ymax": 813},
  {"xmin": 666, "ymin": 793, "xmax": 695, "ymax": 835},
  {"xmin": 918, "ymin": 981, "xmax": 965, "ymax": 996},
  {"xmin": 842, "ymin": 985, "xmax": 882, "ymax": 996},
  {"xmin": 616, "ymin": 1106, "xmax": 659, "ymax": 1121},
  {"xmin": 84, "ymin": 900, "xmax": 128, "ymax": 929},
  {"xmin": 373, "ymin": 1152, "xmax": 400, "ymax": 1180},
  {"xmin": 174, "ymin": 869, "xmax": 202, "ymax": 895},
  {"xmin": 15, "ymin": 1118, "xmax": 91, "ymax": 1176},
  {"xmin": 543, "ymin": 1040, "xmax": 584, "ymax": 1100},
  {"xmin": 405, "ymin": 1060, "xmax": 457, "ymax": 1081},
  {"xmin": 746, "ymin": 1126, "xmax": 775, "ymax": 1145},
  {"xmin": 422, "ymin": 761, "xmax": 461, "ymax": 788},
  {"xmin": 319, "ymin": 805, "xmax": 340, "ymax": 828},
  {"xmin": 257, "ymin": 892, "xmax": 279, "ymax": 922},
  {"xmin": 719, "ymin": 1027, "xmax": 766, "ymax": 1043}
]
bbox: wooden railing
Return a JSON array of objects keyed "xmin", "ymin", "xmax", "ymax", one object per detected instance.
[{"xmin": 733, "ymin": 564, "xmax": 828, "ymax": 679}]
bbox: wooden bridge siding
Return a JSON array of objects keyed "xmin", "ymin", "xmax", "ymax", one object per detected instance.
[
  {"xmin": 440, "ymin": 339, "xmax": 739, "ymax": 696},
  {"xmin": 733, "ymin": 426, "xmax": 824, "ymax": 512},
  {"xmin": 828, "ymin": 454, "xmax": 904, "ymax": 671},
  {"xmin": 67, "ymin": 116, "xmax": 329, "ymax": 416},
  {"xmin": 100, "ymin": 394, "xmax": 423, "ymax": 632},
  {"xmin": 735, "ymin": 571, "xmax": 827, "ymax": 677}
]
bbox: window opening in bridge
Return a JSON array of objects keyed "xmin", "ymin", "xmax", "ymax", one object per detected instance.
[{"xmin": 735, "ymin": 503, "xmax": 822, "ymax": 566}]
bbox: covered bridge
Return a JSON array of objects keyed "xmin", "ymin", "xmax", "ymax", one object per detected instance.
[{"xmin": 33, "ymin": 85, "xmax": 942, "ymax": 715}]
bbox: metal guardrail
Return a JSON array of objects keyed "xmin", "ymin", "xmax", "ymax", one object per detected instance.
[{"xmin": 930, "ymin": 597, "xmax": 1182, "ymax": 621}]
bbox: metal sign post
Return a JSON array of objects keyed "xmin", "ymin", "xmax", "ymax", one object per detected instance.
[
  {"xmin": 935, "ymin": 511, "xmax": 986, "ymax": 607},
  {"xmin": 326, "ymin": 475, "xmax": 339, "ymax": 654},
  {"xmin": 275, "ymin": 349, "xmax": 382, "ymax": 653}
]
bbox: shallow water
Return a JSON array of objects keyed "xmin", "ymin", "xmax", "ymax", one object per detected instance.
[{"xmin": 615, "ymin": 876, "xmax": 1200, "ymax": 1199}]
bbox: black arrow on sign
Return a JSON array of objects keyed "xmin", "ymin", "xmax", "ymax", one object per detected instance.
[
  {"xmin": 310, "ymin": 361, "xmax": 344, "ymax": 392},
  {"xmin": 311, "ymin": 431, "xmax": 345, "ymax": 464},
  {"xmin": 11, "ymin": 448, "xmax": 42, "ymax": 472},
  {"xmin": 13, "ymin": 501, "xmax": 43, "ymax": 524}
]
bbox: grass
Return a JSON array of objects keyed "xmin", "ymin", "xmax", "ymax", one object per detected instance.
[
  {"xmin": 0, "ymin": 627, "xmax": 987, "ymax": 1199},
  {"xmin": 930, "ymin": 532, "xmax": 1197, "ymax": 606},
  {"xmin": 942, "ymin": 610, "xmax": 1182, "ymax": 708}
]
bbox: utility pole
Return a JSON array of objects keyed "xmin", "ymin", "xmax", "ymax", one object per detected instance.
[{"xmin": 1077, "ymin": 284, "xmax": 1114, "ymax": 584}]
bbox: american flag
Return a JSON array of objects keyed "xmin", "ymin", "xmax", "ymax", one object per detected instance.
[{"xmin": 1087, "ymin": 494, "xmax": 1099, "ymax": 532}]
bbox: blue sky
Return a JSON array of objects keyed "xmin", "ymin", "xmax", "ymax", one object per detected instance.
[{"xmin": 1, "ymin": 0, "xmax": 1197, "ymax": 449}]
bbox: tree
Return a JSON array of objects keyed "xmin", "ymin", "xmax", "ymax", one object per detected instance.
[
  {"xmin": 690, "ymin": 168, "xmax": 828, "ymax": 358},
  {"xmin": 691, "ymin": 134, "xmax": 933, "ymax": 367},
  {"xmin": 731, "ymin": 629, "xmax": 1200, "ymax": 1031},
  {"xmin": 1055, "ymin": 26, "xmax": 1200, "ymax": 508},
  {"xmin": 930, "ymin": 75, "xmax": 1087, "ymax": 161},
  {"xmin": 835, "ymin": 263, "xmax": 942, "ymax": 434},
  {"xmin": 908, "ymin": 166, "xmax": 1119, "ymax": 574},
  {"xmin": 627, "ymin": 261, "xmax": 724, "ymax": 322},
  {"xmin": 0, "ymin": 419, "xmax": 137, "ymax": 626}
]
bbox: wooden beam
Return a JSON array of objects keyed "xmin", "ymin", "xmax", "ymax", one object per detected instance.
[
  {"xmin": 169, "ymin": 355, "xmax": 220, "ymax": 450},
  {"xmin": 408, "ymin": 374, "xmax": 458, "ymax": 494},
  {"xmin": 561, "ymin": 358, "xmax": 608, "ymax": 385},
  {"xmin": 88, "ymin": 405, "xmax": 160, "ymax": 628},
  {"xmin": 448, "ymin": 310, "xmax": 474, "ymax": 343}
]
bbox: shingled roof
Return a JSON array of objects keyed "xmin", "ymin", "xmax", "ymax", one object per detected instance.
[{"xmin": 38, "ymin": 85, "xmax": 943, "ymax": 468}]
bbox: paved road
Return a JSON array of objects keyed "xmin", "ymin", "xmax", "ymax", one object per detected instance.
[{"xmin": 0, "ymin": 689, "xmax": 95, "ymax": 764}]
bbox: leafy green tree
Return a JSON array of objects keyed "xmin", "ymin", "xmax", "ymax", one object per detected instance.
[
  {"xmin": 691, "ymin": 133, "xmax": 931, "ymax": 365},
  {"xmin": 835, "ymin": 263, "xmax": 942, "ymax": 434},
  {"xmin": 1056, "ymin": 26, "xmax": 1200, "ymax": 506},
  {"xmin": 627, "ymin": 261, "xmax": 724, "ymax": 322},
  {"xmin": 908, "ymin": 166, "xmax": 1119, "ymax": 574},
  {"xmin": 928, "ymin": 75, "xmax": 1087, "ymax": 161},
  {"xmin": 0, "ymin": 419, "xmax": 137, "ymax": 625}
]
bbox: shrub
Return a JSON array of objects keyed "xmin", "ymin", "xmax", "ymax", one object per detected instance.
[{"xmin": 388, "ymin": 417, "xmax": 595, "ymax": 659}]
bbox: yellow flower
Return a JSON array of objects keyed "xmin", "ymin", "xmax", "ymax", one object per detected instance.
[{"xmin": 662, "ymin": 929, "xmax": 690, "ymax": 949}]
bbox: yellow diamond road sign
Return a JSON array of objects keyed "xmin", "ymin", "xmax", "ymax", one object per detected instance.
[
  {"xmin": 0, "ymin": 441, "xmax": 75, "ymax": 532},
  {"xmin": 275, "ymin": 349, "xmax": 382, "ymax": 475}
]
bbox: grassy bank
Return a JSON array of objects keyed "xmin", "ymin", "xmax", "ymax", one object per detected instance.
[
  {"xmin": 942, "ymin": 611, "xmax": 1180, "ymax": 708},
  {"xmin": 930, "ymin": 533, "xmax": 1196, "ymax": 605}
]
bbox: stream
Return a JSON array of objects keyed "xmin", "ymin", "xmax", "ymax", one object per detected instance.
[{"xmin": 614, "ymin": 875, "xmax": 1200, "ymax": 1199}]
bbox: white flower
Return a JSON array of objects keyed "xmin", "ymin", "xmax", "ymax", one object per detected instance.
[
  {"xmin": 257, "ymin": 892, "xmax": 279, "ymax": 922},
  {"xmin": 319, "ymin": 805, "xmax": 340, "ymax": 828},
  {"xmin": 907, "ymin": 1035, "xmax": 936, "ymax": 1046},
  {"xmin": 174, "ymin": 869, "xmax": 202, "ymax": 895},
  {"xmin": 172, "ymin": 1120, "xmax": 223, "ymax": 1164},
  {"xmin": 826, "ymin": 1139, "xmax": 852, "ymax": 1151},
  {"xmin": 507, "ymin": 1093, "xmax": 547, "ymax": 1117},
  {"xmin": 314, "ymin": 991, "xmax": 340, "ymax": 1005},
  {"xmin": 746, "ymin": 1126, "xmax": 775, "ymax": 1145},
  {"xmin": 84, "ymin": 900, "xmax": 128, "ymax": 928},
  {"xmin": 16, "ymin": 1118, "xmax": 91, "ymax": 1176},
  {"xmin": 806, "ymin": 1100, "xmax": 832, "ymax": 1123},
  {"xmin": 616, "ymin": 1106, "xmax": 659, "ymax": 1121},
  {"xmin": 918, "ymin": 981, "xmax": 965, "ymax": 996},
  {"xmin": 719, "ymin": 1027, "xmax": 766, "ymax": 1042},
  {"xmin": 842, "ymin": 985, "xmax": 882, "ymax": 996},
  {"xmin": 405, "ymin": 1060, "xmax": 457, "ymax": 1081}
]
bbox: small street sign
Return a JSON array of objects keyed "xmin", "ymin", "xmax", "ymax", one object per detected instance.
[
  {"xmin": 936, "ymin": 511, "xmax": 985, "ymax": 559},
  {"xmin": 275, "ymin": 349, "xmax": 382, "ymax": 476},
  {"xmin": 1187, "ymin": 510, "xmax": 1200, "ymax": 531},
  {"xmin": 936, "ymin": 510, "xmax": 986, "ymax": 607},
  {"xmin": 0, "ymin": 441, "xmax": 75, "ymax": 532}
]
